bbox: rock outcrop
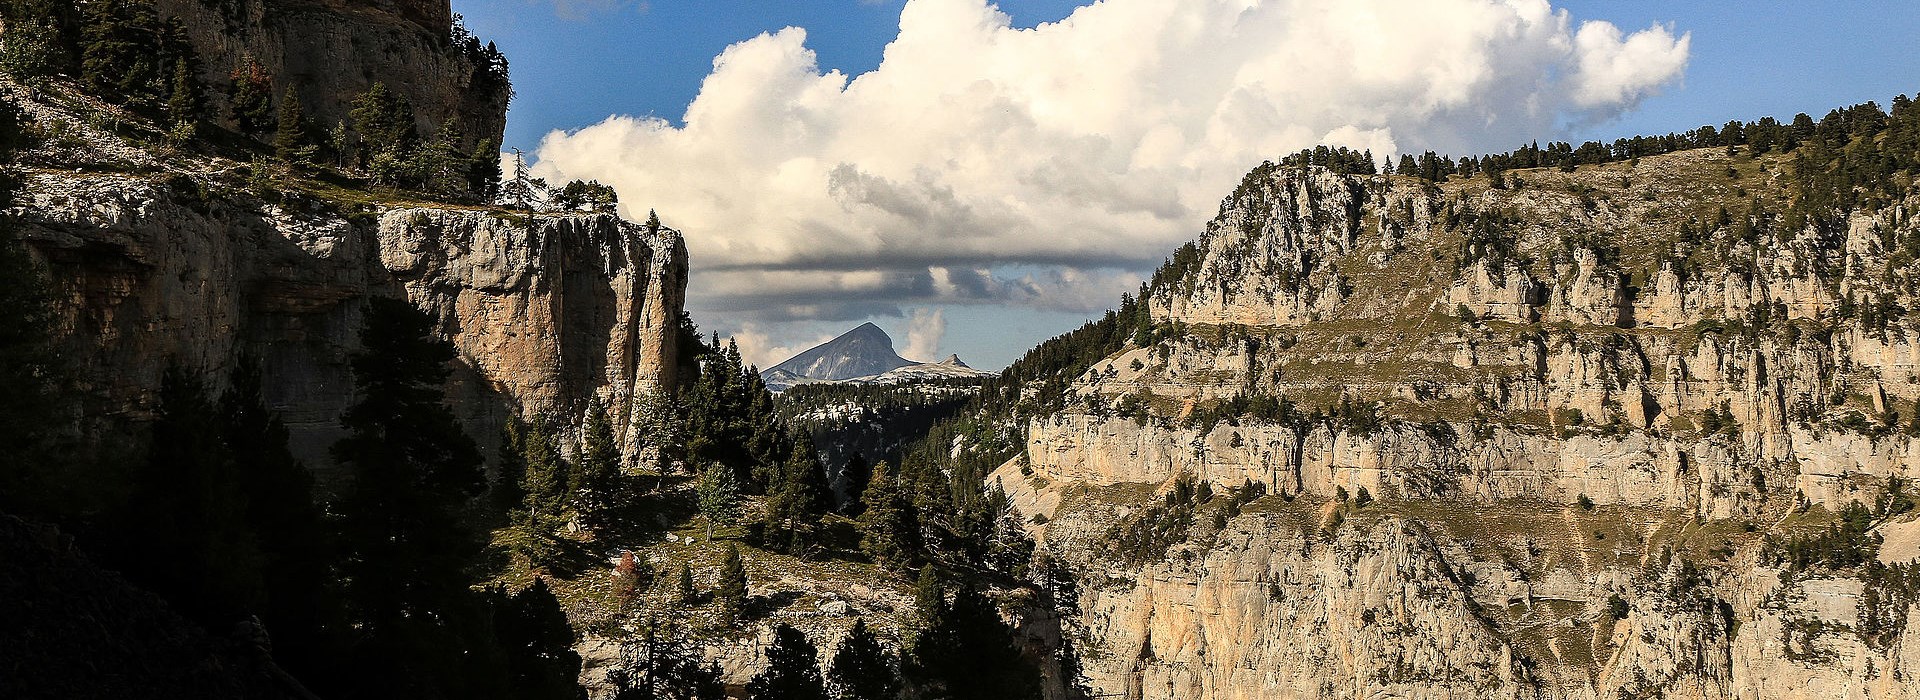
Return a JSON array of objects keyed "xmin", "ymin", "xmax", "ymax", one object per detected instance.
[
  {"xmin": 19, "ymin": 170, "xmax": 685, "ymax": 479},
  {"xmin": 999, "ymin": 148, "xmax": 1920, "ymax": 699},
  {"xmin": 154, "ymin": 0, "xmax": 510, "ymax": 150}
]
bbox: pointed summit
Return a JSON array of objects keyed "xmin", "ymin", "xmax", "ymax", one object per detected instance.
[
  {"xmin": 765, "ymin": 323, "xmax": 914, "ymax": 382},
  {"xmin": 941, "ymin": 354, "xmax": 968, "ymax": 367}
]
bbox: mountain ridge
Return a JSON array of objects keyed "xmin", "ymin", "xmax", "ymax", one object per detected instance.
[{"xmin": 762, "ymin": 322, "xmax": 994, "ymax": 391}]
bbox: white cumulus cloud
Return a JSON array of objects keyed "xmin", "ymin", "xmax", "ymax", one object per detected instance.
[
  {"xmin": 903, "ymin": 308, "xmax": 947, "ymax": 362},
  {"xmin": 531, "ymin": 0, "xmax": 1688, "ymax": 354}
]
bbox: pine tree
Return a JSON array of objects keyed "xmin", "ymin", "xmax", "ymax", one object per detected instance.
[
  {"xmin": 0, "ymin": 16, "xmax": 63, "ymax": 83},
  {"xmin": 902, "ymin": 567, "xmax": 953, "ymax": 688},
  {"xmin": 228, "ymin": 57, "xmax": 274, "ymax": 136},
  {"xmin": 350, "ymin": 81, "xmax": 419, "ymax": 184},
  {"xmin": 331, "ymin": 297, "xmax": 489, "ymax": 693},
  {"xmin": 827, "ymin": 619, "xmax": 898, "ymax": 700},
  {"xmin": 857, "ymin": 461, "xmax": 919, "ymax": 570},
  {"xmin": 467, "ymin": 138, "xmax": 503, "ymax": 200},
  {"xmin": 840, "ymin": 454, "xmax": 872, "ymax": 516},
  {"xmin": 716, "ymin": 544, "xmax": 748, "ymax": 627},
  {"xmin": 507, "ymin": 413, "xmax": 573, "ymax": 567},
  {"xmin": 157, "ymin": 18, "xmax": 200, "ymax": 126},
  {"xmin": 919, "ymin": 583, "xmax": 1043, "ymax": 700},
  {"xmin": 527, "ymin": 414, "xmax": 574, "ymax": 517},
  {"xmin": 273, "ymin": 87, "xmax": 315, "ymax": 164},
  {"xmin": 219, "ymin": 358, "xmax": 336, "ymax": 676},
  {"xmin": 763, "ymin": 434, "xmax": 829, "ymax": 555},
  {"xmin": 502, "ymin": 147, "xmax": 548, "ymax": 210},
  {"xmin": 422, "ymin": 117, "xmax": 470, "ymax": 196},
  {"xmin": 79, "ymin": 0, "xmax": 165, "ymax": 108},
  {"xmin": 675, "ymin": 561, "xmax": 697, "ymax": 605},
  {"xmin": 746, "ymin": 623, "xmax": 827, "ymax": 700},
  {"xmin": 165, "ymin": 52, "xmax": 201, "ymax": 127},
  {"xmin": 697, "ymin": 462, "xmax": 739, "ymax": 541},
  {"xmin": 106, "ymin": 368, "xmax": 265, "ymax": 627},
  {"xmin": 608, "ymin": 618, "xmax": 726, "ymax": 700},
  {"xmin": 493, "ymin": 577, "xmax": 584, "ymax": 700},
  {"xmin": 579, "ymin": 395, "xmax": 624, "ymax": 535}
]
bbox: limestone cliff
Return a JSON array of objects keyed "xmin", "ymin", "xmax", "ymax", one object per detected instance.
[
  {"xmin": 10, "ymin": 80, "xmax": 683, "ymax": 478},
  {"xmin": 998, "ymin": 147, "xmax": 1920, "ymax": 699},
  {"xmin": 154, "ymin": 0, "xmax": 509, "ymax": 150},
  {"xmin": 20, "ymin": 171, "xmax": 684, "ymax": 477}
]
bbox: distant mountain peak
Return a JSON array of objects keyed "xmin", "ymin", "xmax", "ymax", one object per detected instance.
[
  {"xmin": 940, "ymin": 354, "xmax": 968, "ymax": 367},
  {"xmin": 765, "ymin": 323, "xmax": 914, "ymax": 383}
]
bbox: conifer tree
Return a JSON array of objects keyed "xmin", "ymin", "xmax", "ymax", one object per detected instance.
[
  {"xmin": 219, "ymin": 358, "xmax": 335, "ymax": 675},
  {"xmin": 228, "ymin": 57, "xmax": 274, "ymax": 136},
  {"xmin": 350, "ymin": 81, "xmax": 418, "ymax": 184},
  {"xmin": 422, "ymin": 117, "xmax": 470, "ymax": 196},
  {"xmin": 579, "ymin": 395, "xmax": 624, "ymax": 535},
  {"xmin": 467, "ymin": 138, "xmax": 503, "ymax": 200},
  {"xmin": 273, "ymin": 87, "xmax": 315, "ymax": 164},
  {"xmin": 907, "ymin": 580, "xmax": 1043, "ymax": 700},
  {"xmin": 79, "ymin": 0, "xmax": 164, "ymax": 108},
  {"xmin": 165, "ymin": 52, "xmax": 201, "ymax": 126},
  {"xmin": 519, "ymin": 414, "xmax": 573, "ymax": 520},
  {"xmin": 676, "ymin": 561, "xmax": 697, "ymax": 605},
  {"xmin": 157, "ymin": 18, "xmax": 200, "ymax": 125},
  {"xmin": 697, "ymin": 461, "xmax": 739, "ymax": 541},
  {"xmin": 840, "ymin": 454, "xmax": 872, "ymax": 516},
  {"xmin": 107, "ymin": 368, "xmax": 265, "ymax": 626},
  {"xmin": 716, "ymin": 544, "xmax": 748, "ymax": 627},
  {"xmin": 608, "ymin": 618, "xmax": 726, "ymax": 700},
  {"xmin": 507, "ymin": 413, "xmax": 573, "ymax": 567},
  {"xmin": 827, "ymin": 619, "xmax": 898, "ymax": 700},
  {"xmin": 858, "ymin": 461, "xmax": 919, "ymax": 570},
  {"xmin": 493, "ymin": 577, "xmax": 584, "ymax": 700},
  {"xmin": 764, "ymin": 433, "xmax": 829, "ymax": 555},
  {"xmin": 747, "ymin": 624, "xmax": 828, "ymax": 700},
  {"xmin": 331, "ymin": 297, "xmax": 489, "ymax": 693}
]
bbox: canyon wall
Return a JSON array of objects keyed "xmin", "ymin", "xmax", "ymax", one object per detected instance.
[
  {"xmin": 1001, "ymin": 148, "xmax": 1920, "ymax": 699},
  {"xmin": 18, "ymin": 169, "xmax": 685, "ymax": 478},
  {"xmin": 153, "ymin": 0, "xmax": 509, "ymax": 150}
]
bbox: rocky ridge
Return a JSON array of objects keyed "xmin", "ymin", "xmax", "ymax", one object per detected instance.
[
  {"xmin": 995, "ymin": 146, "xmax": 1920, "ymax": 699},
  {"xmin": 9, "ymin": 71, "xmax": 683, "ymax": 479},
  {"xmin": 154, "ymin": 0, "xmax": 510, "ymax": 151}
]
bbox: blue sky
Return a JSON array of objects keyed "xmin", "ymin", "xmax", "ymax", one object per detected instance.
[{"xmin": 453, "ymin": 0, "xmax": 1920, "ymax": 370}]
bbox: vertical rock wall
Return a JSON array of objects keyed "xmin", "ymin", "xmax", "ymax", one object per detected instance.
[{"xmin": 18, "ymin": 172, "xmax": 685, "ymax": 481}]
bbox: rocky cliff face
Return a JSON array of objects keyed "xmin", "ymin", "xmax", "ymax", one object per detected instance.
[
  {"xmin": 18, "ymin": 167, "xmax": 685, "ymax": 479},
  {"xmin": 154, "ymin": 0, "xmax": 509, "ymax": 149},
  {"xmin": 998, "ymin": 147, "xmax": 1920, "ymax": 699}
]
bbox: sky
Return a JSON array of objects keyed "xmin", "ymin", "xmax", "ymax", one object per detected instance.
[{"xmin": 452, "ymin": 0, "xmax": 1920, "ymax": 371}]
